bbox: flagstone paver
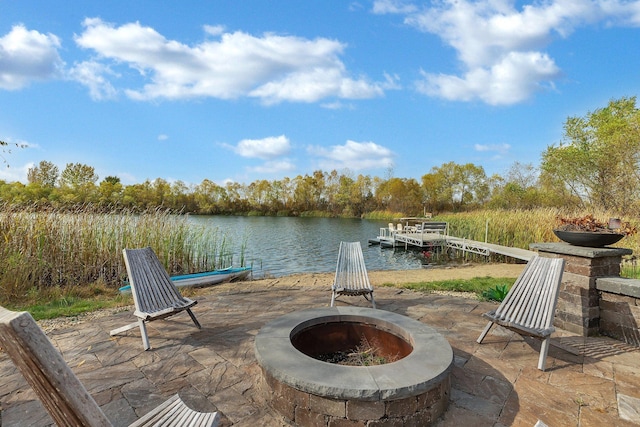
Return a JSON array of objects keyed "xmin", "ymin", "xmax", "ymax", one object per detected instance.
[{"xmin": 2, "ymin": 274, "xmax": 640, "ymax": 426}]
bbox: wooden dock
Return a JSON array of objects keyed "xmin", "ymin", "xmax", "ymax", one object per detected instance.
[
  {"xmin": 445, "ymin": 236, "xmax": 535, "ymax": 261},
  {"xmin": 370, "ymin": 224, "xmax": 535, "ymax": 262}
]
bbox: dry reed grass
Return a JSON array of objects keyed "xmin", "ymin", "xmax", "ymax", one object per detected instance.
[
  {"xmin": 0, "ymin": 207, "xmax": 233, "ymax": 304},
  {"xmin": 436, "ymin": 208, "xmax": 640, "ymax": 256}
]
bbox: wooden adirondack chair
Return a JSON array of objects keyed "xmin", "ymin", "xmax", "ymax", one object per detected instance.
[
  {"xmin": 477, "ymin": 255, "xmax": 565, "ymax": 371},
  {"xmin": 110, "ymin": 247, "xmax": 201, "ymax": 350},
  {"xmin": 330, "ymin": 241, "xmax": 376, "ymax": 308},
  {"xmin": 0, "ymin": 306, "xmax": 219, "ymax": 427}
]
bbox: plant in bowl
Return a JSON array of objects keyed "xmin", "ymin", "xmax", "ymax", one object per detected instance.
[{"xmin": 554, "ymin": 215, "xmax": 636, "ymax": 247}]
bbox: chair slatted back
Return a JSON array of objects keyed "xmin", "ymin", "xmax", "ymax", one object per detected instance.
[
  {"xmin": 333, "ymin": 242, "xmax": 372, "ymax": 292},
  {"xmin": 493, "ymin": 256, "xmax": 565, "ymax": 334},
  {"xmin": 0, "ymin": 307, "xmax": 112, "ymax": 427},
  {"xmin": 123, "ymin": 247, "xmax": 190, "ymax": 316}
]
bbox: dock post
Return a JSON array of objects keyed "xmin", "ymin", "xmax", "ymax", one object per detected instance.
[{"xmin": 485, "ymin": 220, "xmax": 489, "ymax": 243}]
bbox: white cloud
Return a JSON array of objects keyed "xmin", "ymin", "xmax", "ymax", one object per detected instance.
[
  {"xmin": 74, "ymin": 18, "xmax": 387, "ymax": 103},
  {"xmin": 372, "ymin": 0, "xmax": 418, "ymax": 15},
  {"xmin": 203, "ymin": 25, "xmax": 225, "ymax": 36},
  {"xmin": 248, "ymin": 159, "xmax": 296, "ymax": 174},
  {"xmin": 417, "ymin": 51, "xmax": 560, "ymax": 104},
  {"xmin": 0, "ymin": 24, "xmax": 64, "ymax": 90},
  {"xmin": 309, "ymin": 140, "xmax": 394, "ymax": 171},
  {"xmin": 157, "ymin": 134, "xmax": 169, "ymax": 141},
  {"xmin": 475, "ymin": 143, "xmax": 511, "ymax": 154},
  {"xmin": 68, "ymin": 60, "xmax": 118, "ymax": 100},
  {"xmin": 0, "ymin": 162, "xmax": 32, "ymax": 183},
  {"xmin": 116, "ymin": 172, "xmax": 137, "ymax": 185},
  {"xmin": 229, "ymin": 135, "xmax": 291, "ymax": 159},
  {"xmin": 379, "ymin": 0, "xmax": 640, "ymax": 105}
]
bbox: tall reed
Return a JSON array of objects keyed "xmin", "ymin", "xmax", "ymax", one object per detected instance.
[
  {"xmin": 0, "ymin": 207, "xmax": 237, "ymax": 304},
  {"xmin": 435, "ymin": 208, "xmax": 640, "ymax": 255},
  {"xmin": 363, "ymin": 210, "xmax": 407, "ymax": 221}
]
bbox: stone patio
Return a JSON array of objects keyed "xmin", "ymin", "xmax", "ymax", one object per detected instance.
[{"xmin": 1, "ymin": 272, "xmax": 640, "ymax": 426}]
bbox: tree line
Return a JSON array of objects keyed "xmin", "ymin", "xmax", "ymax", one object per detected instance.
[{"xmin": 1, "ymin": 97, "xmax": 639, "ymax": 217}]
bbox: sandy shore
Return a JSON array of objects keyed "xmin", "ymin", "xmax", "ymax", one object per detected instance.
[{"xmin": 242, "ymin": 262, "xmax": 526, "ymax": 289}]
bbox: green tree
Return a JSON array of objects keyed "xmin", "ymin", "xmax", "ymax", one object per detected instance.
[
  {"xmin": 97, "ymin": 176, "xmax": 123, "ymax": 207},
  {"xmin": 489, "ymin": 162, "xmax": 549, "ymax": 209},
  {"xmin": 375, "ymin": 177, "xmax": 422, "ymax": 215},
  {"xmin": 59, "ymin": 163, "xmax": 98, "ymax": 189},
  {"xmin": 421, "ymin": 162, "xmax": 487, "ymax": 211},
  {"xmin": 59, "ymin": 163, "xmax": 99, "ymax": 204},
  {"xmin": 24, "ymin": 160, "xmax": 61, "ymax": 205},
  {"xmin": 293, "ymin": 174, "xmax": 316, "ymax": 213},
  {"xmin": 352, "ymin": 174, "xmax": 374, "ymax": 216},
  {"xmin": 224, "ymin": 181, "xmax": 249, "ymax": 213},
  {"xmin": 456, "ymin": 163, "xmax": 489, "ymax": 208},
  {"xmin": 123, "ymin": 181, "xmax": 152, "ymax": 210},
  {"xmin": 421, "ymin": 170, "xmax": 450, "ymax": 213},
  {"xmin": 169, "ymin": 180, "xmax": 196, "ymax": 212},
  {"xmin": 27, "ymin": 160, "xmax": 59, "ymax": 187},
  {"xmin": 540, "ymin": 96, "xmax": 640, "ymax": 212},
  {"xmin": 194, "ymin": 179, "xmax": 227, "ymax": 214}
]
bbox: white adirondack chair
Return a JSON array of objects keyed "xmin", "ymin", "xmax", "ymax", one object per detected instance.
[
  {"xmin": 477, "ymin": 255, "xmax": 565, "ymax": 371},
  {"xmin": 330, "ymin": 241, "xmax": 376, "ymax": 308}
]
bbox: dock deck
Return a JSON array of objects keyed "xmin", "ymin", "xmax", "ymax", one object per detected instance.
[{"xmin": 371, "ymin": 223, "xmax": 535, "ymax": 262}]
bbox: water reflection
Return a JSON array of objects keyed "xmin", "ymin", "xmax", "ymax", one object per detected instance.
[{"xmin": 188, "ymin": 216, "xmax": 426, "ymax": 278}]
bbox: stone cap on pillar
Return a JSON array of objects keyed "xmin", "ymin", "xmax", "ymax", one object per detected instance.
[{"xmin": 530, "ymin": 242, "xmax": 632, "ymax": 258}]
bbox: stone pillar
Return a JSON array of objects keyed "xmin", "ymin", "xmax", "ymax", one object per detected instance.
[{"xmin": 529, "ymin": 243, "xmax": 632, "ymax": 336}]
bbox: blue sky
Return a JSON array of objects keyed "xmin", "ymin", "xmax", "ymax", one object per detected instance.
[{"xmin": 1, "ymin": 0, "xmax": 639, "ymax": 186}]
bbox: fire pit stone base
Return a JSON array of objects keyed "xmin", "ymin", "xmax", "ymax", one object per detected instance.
[
  {"xmin": 255, "ymin": 307, "xmax": 453, "ymax": 426},
  {"xmin": 261, "ymin": 370, "xmax": 450, "ymax": 426}
]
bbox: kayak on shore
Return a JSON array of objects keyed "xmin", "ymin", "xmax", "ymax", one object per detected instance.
[{"xmin": 119, "ymin": 266, "xmax": 252, "ymax": 294}]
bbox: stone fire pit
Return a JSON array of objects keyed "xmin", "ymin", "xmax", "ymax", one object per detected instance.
[{"xmin": 254, "ymin": 307, "xmax": 453, "ymax": 426}]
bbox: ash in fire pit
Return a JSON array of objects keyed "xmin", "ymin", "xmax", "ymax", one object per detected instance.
[
  {"xmin": 255, "ymin": 307, "xmax": 453, "ymax": 426},
  {"xmin": 315, "ymin": 335, "xmax": 401, "ymax": 366},
  {"xmin": 293, "ymin": 320, "xmax": 410, "ymax": 366}
]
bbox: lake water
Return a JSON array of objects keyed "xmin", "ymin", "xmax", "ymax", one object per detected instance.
[{"xmin": 188, "ymin": 216, "xmax": 428, "ymax": 278}]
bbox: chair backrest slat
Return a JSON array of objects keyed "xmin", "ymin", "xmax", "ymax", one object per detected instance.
[
  {"xmin": 494, "ymin": 256, "xmax": 564, "ymax": 332},
  {"xmin": 124, "ymin": 247, "xmax": 187, "ymax": 314},
  {"xmin": 333, "ymin": 242, "xmax": 372, "ymax": 292},
  {"xmin": 0, "ymin": 307, "xmax": 112, "ymax": 427}
]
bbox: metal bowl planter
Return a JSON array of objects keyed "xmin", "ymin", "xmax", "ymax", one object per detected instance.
[{"xmin": 553, "ymin": 229, "xmax": 625, "ymax": 247}]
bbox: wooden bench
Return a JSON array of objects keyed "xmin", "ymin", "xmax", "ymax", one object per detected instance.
[
  {"xmin": 476, "ymin": 256, "xmax": 565, "ymax": 371},
  {"xmin": 0, "ymin": 306, "xmax": 219, "ymax": 426},
  {"xmin": 415, "ymin": 221, "xmax": 448, "ymax": 234},
  {"xmin": 330, "ymin": 241, "xmax": 375, "ymax": 308}
]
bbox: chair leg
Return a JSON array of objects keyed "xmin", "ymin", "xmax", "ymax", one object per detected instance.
[
  {"xmin": 369, "ymin": 292, "xmax": 376, "ymax": 309},
  {"xmin": 186, "ymin": 309, "xmax": 201, "ymax": 329},
  {"xmin": 538, "ymin": 337, "xmax": 551, "ymax": 371},
  {"xmin": 477, "ymin": 321, "xmax": 494, "ymax": 344},
  {"xmin": 139, "ymin": 319, "xmax": 151, "ymax": 351},
  {"xmin": 330, "ymin": 291, "xmax": 336, "ymax": 307}
]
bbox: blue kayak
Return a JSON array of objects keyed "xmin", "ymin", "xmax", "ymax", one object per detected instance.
[{"xmin": 119, "ymin": 266, "xmax": 252, "ymax": 293}]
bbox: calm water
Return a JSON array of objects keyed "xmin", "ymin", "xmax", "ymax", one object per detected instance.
[{"xmin": 188, "ymin": 216, "xmax": 427, "ymax": 278}]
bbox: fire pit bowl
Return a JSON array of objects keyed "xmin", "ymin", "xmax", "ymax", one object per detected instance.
[{"xmin": 255, "ymin": 307, "xmax": 453, "ymax": 426}]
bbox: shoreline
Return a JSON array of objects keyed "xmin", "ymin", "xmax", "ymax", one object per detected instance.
[{"xmin": 241, "ymin": 262, "xmax": 526, "ymax": 289}]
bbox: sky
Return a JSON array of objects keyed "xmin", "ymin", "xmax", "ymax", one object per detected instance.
[{"xmin": 1, "ymin": 0, "xmax": 640, "ymax": 187}]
